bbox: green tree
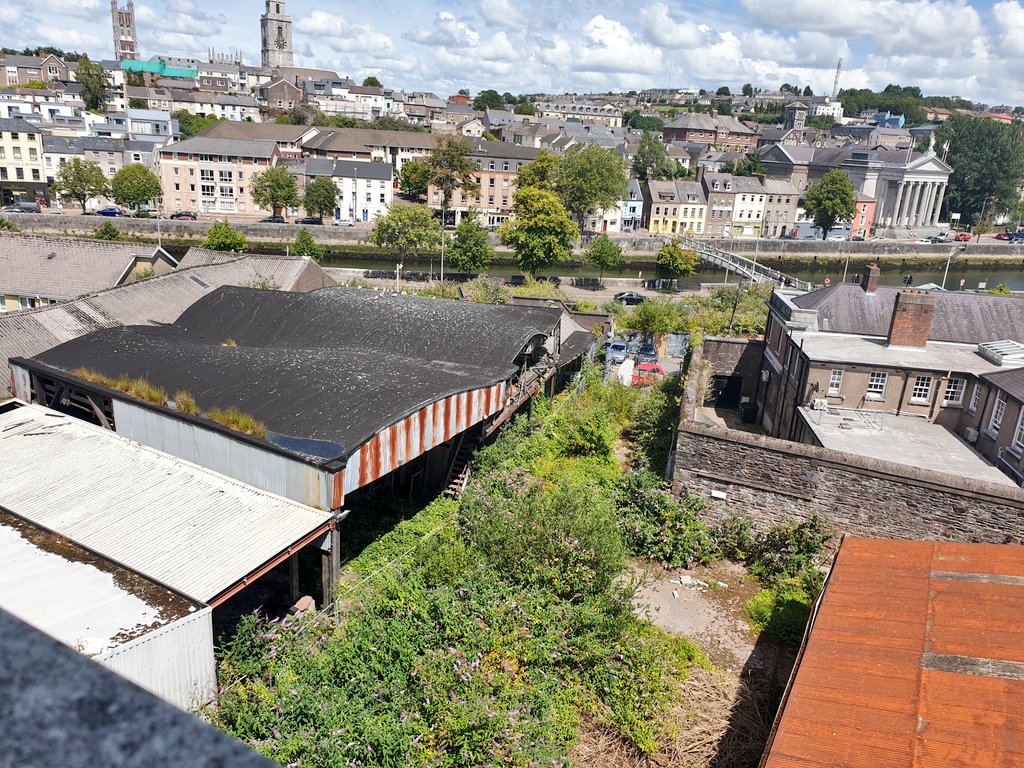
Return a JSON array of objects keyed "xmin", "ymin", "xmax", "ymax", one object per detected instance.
[
  {"xmin": 716, "ymin": 86, "xmax": 731, "ymax": 96},
  {"xmin": 584, "ymin": 234, "xmax": 623, "ymax": 286},
  {"xmin": 499, "ymin": 186, "xmax": 578, "ymax": 277},
  {"xmin": 171, "ymin": 109, "xmax": 222, "ymax": 138},
  {"xmin": 806, "ymin": 115, "xmax": 837, "ymax": 131},
  {"xmin": 633, "ymin": 132, "xmax": 668, "ymax": 182},
  {"xmin": 447, "ymin": 209, "xmax": 494, "ymax": 273},
  {"xmin": 803, "ymin": 169, "xmax": 856, "ymax": 239},
  {"xmin": 293, "ymin": 227, "xmax": 325, "ymax": 261},
  {"xmin": 934, "ymin": 115, "xmax": 1024, "ymax": 225},
  {"xmin": 742, "ymin": 83, "xmax": 754, "ymax": 97},
  {"xmin": 368, "ymin": 203, "xmax": 442, "ymax": 262},
  {"xmin": 25, "ymin": 79, "xmax": 47, "ymax": 89},
  {"xmin": 251, "ymin": 165, "xmax": 299, "ymax": 216},
  {"xmin": 988, "ymin": 282, "xmax": 1013, "ymax": 296},
  {"xmin": 93, "ymin": 221, "xmax": 121, "ymax": 240},
  {"xmin": 50, "ymin": 157, "xmax": 110, "ymax": 212},
  {"xmin": 125, "ymin": 71, "xmax": 144, "ymax": 87},
  {"xmin": 362, "ymin": 76, "xmax": 381, "ymax": 87},
  {"xmin": 556, "ymin": 143, "xmax": 630, "ymax": 231},
  {"xmin": 625, "ymin": 298, "xmax": 679, "ymax": 335},
  {"xmin": 203, "ymin": 220, "xmax": 247, "ymax": 251},
  {"xmin": 128, "ymin": 97, "xmax": 148, "ymax": 109},
  {"xmin": 302, "ymin": 176, "xmax": 338, "ymax": 220},
  {"xmin": 75, "ymin": 55, "xmax": 108, "ymax": 112},
  {"xmin": 516, "ymin": 150, "xmax": 560, "ymax": 192},
  {"xmin": 399, "ymin": 160, "xmax": 430, "ymax": 198},
  {"xmin": 656, "ymin": 241, "xmax": 699, "ymax": 278},
  {"xmin": 721, "ymin": 154, "xmax": 766, "ymax": 177},
  {"xmin": 802, "ymin": 85, "xmax": 814, "ymax": 97},
  {"xmin": 111, "ymin": 163, "xmax": 161, "ymax": 212},
  {"xmin": 425, "ymin": 135, "xmax": 477, "ymax": 226},
  {"xmin": 472, "ymin": 89, "xmax": 505, "ymax": 111},
  {"xmin": 513, "ymin": 102, "xmax": 536, "ymax": 115}
]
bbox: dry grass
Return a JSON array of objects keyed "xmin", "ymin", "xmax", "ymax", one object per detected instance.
[
  {"xmin": 71, "ymin": 368, "xmax": 168, "ymax": 406},
  {"xmin": 570, "ymin": 668, "xmax": 775, "ymax": 768},
  {"xmin": 208, "ymin": 405, "xmax": 267, "ymax": 438},
  {"xmin": 174, "ymin": 390, "xmax": 200, "ymax": 416}
]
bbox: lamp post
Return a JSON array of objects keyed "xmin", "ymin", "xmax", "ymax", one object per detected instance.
[{"xmin": 941, "ymin": 245, "xmax": 966, "ymax": 290}]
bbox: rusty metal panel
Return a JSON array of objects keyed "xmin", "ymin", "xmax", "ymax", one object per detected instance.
[{"xmin": 10, "ymin": 364, "xmax": 30, "ymax": 401}]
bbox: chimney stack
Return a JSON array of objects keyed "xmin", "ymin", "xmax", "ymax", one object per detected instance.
[
  {"xmin": 862, "ymin": 263, "xmax": 879, "ymax": 294},
  {"xmin": 711, "ymin": 108, "xmax": 719, "ymax": 119},
  {"xmin": 886, "ymin": 290, "xmax": 936, "ymax": 348}
]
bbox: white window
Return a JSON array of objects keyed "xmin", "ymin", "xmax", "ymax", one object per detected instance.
[
  {"xmin": 866, "ymin": 371, "xmax": 888, "ymax": 400},
  {"xmin": 990, "ymin": 391, "xmax": 1007, "ymax": 435},
  {"xmin": 1013, "ymin": 409, "xmax": 1024, "ymax": 453},
  {"xmin": 943, "ymin": 378, "xmax": 965, "ymax": 407},
  {"xmin": 828, "ymin": 369, "xmax": 843, "ymax": 395},
  {"xmin": 969, "ymin": 381, "xmax": 981, "ymax": 412},
  {"xmin": 910, "ymin": 376, "xmax": 933, "ymax": 404}
]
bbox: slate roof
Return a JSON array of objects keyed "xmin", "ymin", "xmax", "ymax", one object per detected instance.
[
  {"xmin": 29, "ymin": 287, "xmax": 564, "ymax": 465},
  {"xmin": 792, "ymin": 283, "xmax": 1024, "ymax": 343},
  {"xmin": 158, "ymin": 136, "xmax": 277, "ymax": 158},
  {"xmin": 197, "ymin": 121, "xmax": 312, "ymax": 143},
  {"xmin": 0, "ymin": 234, "xmax": 174, "ymax": 301},
  {"xmin": 664, "ymin": 112, "xmax": 755, "ymax": 135},
  {"xmin": 302, "ymin": 127, "xmax": 436, "ymax": 153},
  {"xmin": 982, "ymin": 367, "xmax": 1024, "ymax": 402}
]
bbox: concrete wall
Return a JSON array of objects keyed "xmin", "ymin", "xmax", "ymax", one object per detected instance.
[{"xmin": 673, "ymin": 344, "xmax": 1024, "ymax": 543}]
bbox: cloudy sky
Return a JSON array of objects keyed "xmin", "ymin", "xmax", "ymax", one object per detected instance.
[{"xmin": 9, "ymin": 0, "xmax": 1021, "ymax": 104}]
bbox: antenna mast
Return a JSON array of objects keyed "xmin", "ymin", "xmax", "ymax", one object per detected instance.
[{"xmin": 831, "ymin": 58, "xmax": 843, "ymax": 100}]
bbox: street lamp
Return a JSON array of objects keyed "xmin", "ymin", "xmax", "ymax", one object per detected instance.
[
  {"xmin": 979, "ymin": 195, "xmax": 996, "ymax": 229},
  {"xmin": 941, "ymin": 245, "xmax": 966, "ymax": 290}
]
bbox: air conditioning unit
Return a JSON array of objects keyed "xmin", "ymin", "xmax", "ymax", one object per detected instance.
[
  {"xmin": 963, "ymin": 426, "xmax": 979, "ymax": 444},
  {"xmin": 811, "ymin": 398, "xmax": 829, "ymax": 411}
]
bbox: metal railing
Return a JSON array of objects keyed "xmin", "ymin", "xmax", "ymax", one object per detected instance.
[{"xmin": 676, "ymin": 235, "xmax": 816, "ymax": 291}]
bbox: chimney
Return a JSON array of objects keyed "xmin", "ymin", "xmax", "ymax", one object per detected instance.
[
  {"xmin": 862, "ymin": 262, "xmax": 880, "ymax": 294},
  {"xmin": 886, "ymin": 290, "xmax": 936, "ymax": 348},
  {"xmin": 711, "ymin": 108, "xmax": 718, "ymax": 119}
]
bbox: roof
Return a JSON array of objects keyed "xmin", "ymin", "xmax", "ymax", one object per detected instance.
[
  {"xmin": 0, "ymin": 233, "xmax": 173, "ymax": 300},
  {"xmin": 197, "ymin": 121, "xmax": 312, "ymax": 143},
  {"xmin": 302, "ymin": 127, "xmax": 436, "ymax": 153},
  {"xmin": 29, "ymin": 287, "xmax": 564, "ymax": 465},
  {"xmin": 0, "ymin": 253, "xmax": 331, "ymax": 396},
  {"xmin": 0, "ymin": 508, "xmax": 198, "ymax": 653},
  {"xmin": 329, "ymin": 159, "xmax": 393, "ymax": 180},
  {"xmin": 762, "ymin": 537, "xmax": 1024, "ymax": 768},
  {"xmin": 791, "ymin": 284, "xmax": 1024, "ymax": 343},
  {"xmin": 159, "ymin": 136, "xmax": 277, "ymax": 158},
  {"xmin": 982, "ymin": 366, "xmax": 1024, "ymax": 402},
  {"xmin": 0, "ymin": 403, "xmax": 333, "ymax": 604}
]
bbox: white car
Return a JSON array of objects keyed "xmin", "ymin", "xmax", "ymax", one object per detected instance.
[
  {"xmin": 826, "ymin": 234, "xmax": 845, "ymax": 241},
  {"xmin": 914, "ymin": 238, "xmax": 932, "ymax": 244}
]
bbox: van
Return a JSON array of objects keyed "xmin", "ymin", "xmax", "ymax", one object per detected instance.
[{"xmin": 1, "ymin": 201, "xmax": 40, "ymax": 214}]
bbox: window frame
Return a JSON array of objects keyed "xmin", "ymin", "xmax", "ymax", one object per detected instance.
[
  {"xmin": 866, "ymin": 371, "xmax": 888, "ymax": 400},
  {"xmin": 942, "ymin": 378, "xmax": 965, "ymax": 407},
  {"xmin": 990, "ymin": 391, "xmax": 1007, "ymax": 435},
  {"xmin": 909, "ymin": 375, "xmax": 933, "ymax": 405},
  {"xmin": 827, "ymin": 369, "xmax": 843, "ymax": 395}
]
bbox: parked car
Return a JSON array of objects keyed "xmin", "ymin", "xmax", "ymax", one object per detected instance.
[
  {"xmin": 296, "ymin": 216, "xmax": 323, "ymax": 225},
  {"xmin": 872, "ymin": 236, "xmax": 890, "ymax": 241},
  {"xmin": 850, "ymin": 235, "xmax": 865, "ymax": 241},
  {"xmin": 954, "ymin": 232, "xmax": 971, "ymax": 241},
  {"xmin": 636, "ymin": 343, "xmax": 659, "ymax": 364},
  {"xmin": 929, "ymin": 235, "xmax": 949, "ymax": 243},
  {"xmin": 333, "ymin": 218, "xmax": 354, "ymax": 227},
  {"xmin": 631, "ymin": 363, "xmax": 664, "ymax": 387},
  {"xmin": 96, "ymin": 207, "xmax": 125, "ymax": 217},
  {"xmin": 170, "ymin": 211, "xmax": 197, "ymax": 221},
  {"xmin": 614, "ymin": 291, "xmax": 646, "ymax": 305},
  {"xmin": 995, "ymin": 232, "xmax": 1012, "ymax": 241},
  {"xmin": 1, "ymin": 202, "xmax": 40, "ymax": 214},
  {"xmin": 607, "ymin": 341, "xmax": 628, "ymax": 364},
  {"xmin": 826, "ymin": 234, "xmax": 845, "ymax": 241},
  {"xmin": 260, "ymin": 215, "xmax": 286, "ymax": 224},
  {"xmin": 913, "ymin": 238, "xmax": 933, "ymax": 244}
]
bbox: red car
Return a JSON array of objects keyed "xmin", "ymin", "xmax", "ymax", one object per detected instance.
[
  {"xmin": 995, "ymin": 232, "xmax": 1012, "ymax": 241},
  {"xmin": 954, "ymin": 232, "xmax": 971, "ymax": 241},
  {"xmin": 631, "ymin": 363, "xmax": 664, "ymax": 387}
]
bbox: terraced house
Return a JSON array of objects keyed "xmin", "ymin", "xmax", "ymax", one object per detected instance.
[{"xmin": 640, "ymin": 179, "xmax": 707, "ymax": 236}]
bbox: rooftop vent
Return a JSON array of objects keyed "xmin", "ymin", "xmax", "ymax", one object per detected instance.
[{"xmin": 977, "ymin": 339, "xmax": 1024, "ymax": 366}]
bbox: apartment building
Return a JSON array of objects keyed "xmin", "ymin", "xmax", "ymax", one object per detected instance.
[
  {"xmin": 640, "ymin": 179, "xmax": 707, "ymax": 236},
  {"xmin": 158, "ymin": 136, "xmax": 279, "ymax": 215},
  {"xmin": 429, "ymin": 140, "xmax": 539, "ymax": 227},
  {"xmin": 0, "ymin": 118, "xmax": 46, "ymax": 205}
]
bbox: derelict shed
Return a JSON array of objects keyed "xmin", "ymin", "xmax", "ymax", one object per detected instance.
[{"xmin": 12, "ymin": 286, "xmax": 572, "ymax": 510}]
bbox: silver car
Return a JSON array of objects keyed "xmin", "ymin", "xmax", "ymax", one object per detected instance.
[{"xmin": 608, "ymin": 341, "xmax": 628, "ymax": 364}]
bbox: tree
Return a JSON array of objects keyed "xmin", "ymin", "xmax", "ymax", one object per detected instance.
[
  {"xmin": 111, "ymin": 164, "xmax": 161, "ymax": 212},
  {"xmin": 251, "ymin": 165, "xmax": 300, "ymax": 215},
  {"xmin": 128, "ymin": 97, "xmax": 148, "ymax": 109},
  {"xmin": 399, "ymin": 160, "xmax": 430, "ymax": 198},
  {"xmin": 625, "ymin": 298, "xmax": 678, "ymax": 335},
  {"xmin": 501, "ymin": 92, "xmax": 515, "ymax": 104},
  {"xmin": 93, "ymin": 221, "xmax": 121, "ymax": 240},
  {"xmin": 803, "ymin": 169, "xmax": 856, "ymax": 239},
  {"xmin": 934, "ymin": 115, "xmax": 1024, "ymax": 225},
  {"xmin": 516, "ymin": 150, "xmax": 560, "ymax": 192},
  {"xmin": 656, "ymin": 241, "xmax": 699, "ymax": 279},
  {"xmin": 555, "ymin": 143, "xmax": 629, "ymax": 231},
  {"xmin": 172, "ymin": 109, "xmax": 222, "ymax": 138},
  {"xmin": 499, "ymin": 186, "xmax": 578, "ymax": 277},
  {"xmin": 806, "ymin": 115, "xmax": 837, "ymax": 131},
  {"xmin": 513, "ymin": 102, "xmax": 536, "ymax": 115},
  {"xmin": 368, "ymin": 204, "xmax": 442, "ymax": 262},
  {"xmin": 802, "ymin": 85, "xmax": 814, "ymax": 97},
  {"xmin": 472, "ymin": 89, "xmax": 505, "ymax": 111},
  {"xmin": 780, "ymin": 83, "xmax": 795, "ymax": 94},
  {"xmin": 302, "ymin": 176, "xmax": 339, "ymax": 220},
  {"xmin": 50, "ymin": 158, "xmax": 110, "ymax": 212},
  {"xmin": 75, "ymin": 55, "xmax": 108, "ymax": 112},
  {"xmin": 633, "ymin": 131, "xmax": 669, "ymax": 182},
  {"xmin": 362, "ymin": 76, "xmax": 381, "ymax": 87},
  {"xmin": 458, "ymin": 88, "xmax": 470, "ymax": 97},
  {"xmin": 425, "ymin": 136, "xmax": 477, "ymax": 226},
  {"xmin": 447, "ymin": 209, "xmax": 494, "ymax": 273},
  {"xmin": 716, "ymin": 86, "xmax": 731, "ymax": 96},
  {"xmin": 293, "ymin": 227, "xmax": 325, "ymax": 261},
  {"xmin": 25, "ymin": 79, "xmax": 47, "ymax": 89},
  {"xmin": 742, "ymin": 83, "xmax": 754, "ymax": 97},
  {"xmin": 204, "ymin": 220, "xmax": 247, "ymax": 251},
  {"xmin": 721, "ymin": 154, "xmax": 765, "ymax": 177},
  {"xmin": 584, "ymin": 235, "xmax": 623, "ymax": 286}
]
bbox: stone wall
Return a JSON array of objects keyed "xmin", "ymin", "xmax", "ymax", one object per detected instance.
[
  {"xmin": 673, "ymin": 344, "xmax": 1024, "ymax": 543},
  {"xmin": 701, "ymin": 336, "xmax": 765, "ymax": 404}
]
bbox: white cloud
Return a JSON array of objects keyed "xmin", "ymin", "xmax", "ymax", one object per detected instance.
[
  {"xmin": 34, "ymin": 0, "xmax": 100, "ymax": 20},
  {"xmin": 295, "ymin": 11, "xmax": 394, "ymax": 54},
  {"xmin": 479, "ymin": 0, "xmax": 527, "ymax": 29},
  {"xmin": 541, "ymin": 15, "xmax": 664, "ymax": 75},
  {"xmin": 33, "ymin": 27, "xmax": 103, "ymax": 50},
  {"xmin": 406, "ymin": 12, "xmax": 480, "ymax": 47},
  {"xmin": 640, "ymin": 2, "xmax": 708, "ymax": 48}
]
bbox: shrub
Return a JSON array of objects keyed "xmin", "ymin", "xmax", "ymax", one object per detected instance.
[
  {"xmin": 131, "ymin": 267, "xmax": 155, "ymax": 282},
  {"xmin": 0, "ymin": 216, "xmax": 20, "ymax": 232},
  {"xmin": 746, "ymin": 578, "xmax": 815, "ymax": 644},
  {"xmin": 244, "ymin": 278, "xmax": 280, "ymax": 290},
  {"xmin": 463, "ymin": 275, "xmax": 511, "ymax": 304},
  {"xmin": 344, "ymin": 276, "xmax": 376, "ymax": 289},
  {"xmin": 631, "ymin": 376, "xmax": 684, "ymax": 472},
  {"xmin": 414, "ymin": 281, "xmax": 460, "ymax": 300},
  {"xmin": 573, "ymin": 299, "xmax": 599, "ymax": 312},
  {"xmin": 173, "ymin": 390, "xmax": 199, "ymax": 415},
  {"xmin": 292, "ymin": 227, "xmax": 324, "ymax": 261},
  {"xmin": 93, "ymin": 220, "xmax": 122, "ymax": 240},
  {"xmin": 71, "ymin": 367, "xmax": 167, "ymax": 405},
  {"xmin": 208, "ymin": 406, "xmax": 267, "ymax": 438},
  {"xmin": 203, "ymin": 219, "xmax": 247, "ymax": 251},
  {"xmin": 746, "ymin": 515, "xmax": 831, "ymax": 588},
  {"xmin": 510, "ymin": 275, "xmax": 568, "ymax": 299}
]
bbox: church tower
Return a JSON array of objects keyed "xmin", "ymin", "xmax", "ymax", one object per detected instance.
[
  {"xmin": 260, "ymin": 1, "xmax": 294, "ymax": 69},
  {"xmin": 111, "ymin": 0, "xmax": 139, "ymax": 62}
]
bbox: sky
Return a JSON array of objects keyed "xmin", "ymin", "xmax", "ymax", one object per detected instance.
[{"xmin": 6, "ymin": 0, "xmax": 1022, "ymax": 105}]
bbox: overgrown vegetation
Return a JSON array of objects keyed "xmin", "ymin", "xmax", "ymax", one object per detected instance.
[
  {"xmin": 173, "ymin": 390, "xmax": 200, "ymax": 416},
  {"xmin": 70, "ymin": 367, "xmax": 168, "ymax": 405},
  {"xmin": 0, "ymin": 216, "xmax": 19, "ymax": 232},
  {"xmin": 207, "ymin": 406, "xmax": 267, "ymax": 439},
  {"xmin": 93, "ymin": 221, "xmax": 122, "ymax": 240},
  {"xmin": 620, "ymin": 285, "xmax": 772, "ymax": 338},
  {"xmin": 462, "ymin": 275, "xmax": 511, "ymax": 304}
]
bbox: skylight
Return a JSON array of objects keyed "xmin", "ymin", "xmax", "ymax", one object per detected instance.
[{"xmin": 977, "ymin": 339, "xmax": 1024, "ymax": 366}]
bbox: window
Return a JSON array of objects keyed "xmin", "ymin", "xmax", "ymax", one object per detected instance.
[
  {"xmin": 10, "ymin": 132, "xmax": 17, "ymax": 140},
  {"xmin": 200, "ymin": 169, "xmax": 214, "ymax": 181},
  {"xmin": 15, "ymin": 168, "xmax": 23, "ymax": 180},
  {"xmin": 828, "ymin": 369, "xmax": 843, "ymax": 395},
  {"xmin": 28, "ymin": 148, "xmax": 36, "ymax": 160},
  {"xmin": 12, "ymin": 147, "xmax": 21, "ymax": 160},
  {"xmin": 910, "ymin": 376, "xmax": 933, "ymax": 404},
  {"xmin": 219, "ymin": 170, "xmax": 233, "ymax": 182},
  {"xmin": 1013, "ymin": 408, "xmax": 1024, "ymax": 452},
  {"xmin": 866, "ymin": 371, "xmax": 888, "ymax": 399},
  {"xmin": 173, "ymin": 167, "xmax": 179, "ymax": 176},
  {"xmin": 32, "ymin": 169, "xmax": 39, "ymax": 180},
  {"xmin": 0, "ymin": 147, "xmax": 4, "ymax": 159},
  {"xmin": 990, "ymin": 392, "xmax": 1007, "ymax": 435},
  {"xmin": 943, "ymin": 378, "xmax": 965, "ymax": 406},
  {"xmin": 200, "ymin": 184, "xmax": 215, "ymax": 198},
  {"xmin": 969, "ymin": 381, "xmax": 981, "ymax": 411}
]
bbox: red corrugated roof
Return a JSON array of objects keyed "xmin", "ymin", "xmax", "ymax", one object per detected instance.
[{"xmin": 762, "ymin": 537, "xmax": 1024, "ymax": 768}]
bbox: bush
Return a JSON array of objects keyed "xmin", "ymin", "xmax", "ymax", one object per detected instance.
[
  {"xmin": 292, "ymin": 227, "xmax": 324, "ymax": 261},
  {"xmin": 414, "ymin": 282, "xmax": 460, "ymax": 300},
  {"xmin": 746, "ymin": 578, "xmax": 815, "ymax": 644},
  {"xmin": 0, "ymin": 216, "xmax": 20, "ymax": 232},
  {"xmin": 462, "ymin": 275, "xmax": 511, "ymax": 304},
  {"xmin": 631, "ymin": 376, "xmax": 683, "ymax": 472},
  {"xmin": 203, "ymin": 219, "xmax": 247, "ymax": 251},
  {"xmin": 208, "ymin": 406, "xmax": 267, "ymax": 438},
  {"xmin": 93, "ymin": 221, "xmax": 122, "ymax": 240},
  {"xmin": 746, "ymin": 515, "xmax": 831, "ymax": 588}
]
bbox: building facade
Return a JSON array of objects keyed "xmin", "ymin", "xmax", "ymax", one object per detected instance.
[
  {"xmin": 0, "ymin": 118, "xmax": 46, "ymax": 205},
  {"xmin": 111, "ymin": 1, "xmax": 139, "ymax": 61},
  {"xmin": 429, "ymin": 140, "xmax": 539, "ymax": 227},
  {"xmin": 261, "ymin": 1, "xmax": 294, "ymax": 69}
]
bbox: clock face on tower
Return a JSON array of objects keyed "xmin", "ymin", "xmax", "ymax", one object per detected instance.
[{"xmin": 275, "ymin": 35, "xmax": 286, "ymax": 50}]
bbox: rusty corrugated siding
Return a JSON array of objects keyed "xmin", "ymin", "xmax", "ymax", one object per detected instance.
[
  {"xmin": 342, "ymin": 382, "xmax": 505, "ymax": 496},
  {"xmin": 762, "ymin": 537, "xmax": 1024, "ymax": 768}
]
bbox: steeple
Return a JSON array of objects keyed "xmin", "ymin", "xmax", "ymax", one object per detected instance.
[
  {"xmin": 260, "ymin": 1, "xmax": 294, "ymax": 69},
  {"xmin": 111, "ymin": 0, "xmax": 139, "ymax": 62}
]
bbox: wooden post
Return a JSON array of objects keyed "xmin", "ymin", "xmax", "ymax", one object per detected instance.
[{"xmin": 289, "ymin": 554, "xmax": 300, "ymax": 603}]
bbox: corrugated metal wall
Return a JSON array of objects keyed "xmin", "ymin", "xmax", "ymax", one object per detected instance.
[
  {"xmin": 343, "ymin": 382, "xmax": 506, "ymax": 495},
  {"xmin": 11, "ymin": 365, "xmax": 30, "ymax": 402},
  {"xmin": 113, "ymin": 400, "xmax": 335, "ymax": 511},
  {"xmin": 97, "ymin": 607, "xmax": 215, "ymax": 712}
]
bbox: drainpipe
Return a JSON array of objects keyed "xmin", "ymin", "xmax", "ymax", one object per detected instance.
[{"xmin": 895, "ymin": 369, "xmax": 910, "ymax": 416}]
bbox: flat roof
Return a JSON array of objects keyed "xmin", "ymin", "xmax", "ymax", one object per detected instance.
[
  {"xmin": 0, "ymin": 403, "xmax": 333, "ymax": 604},
  {"xmin": 762, "ymin": 537, "xmax": 1024, "ymax": 768},
  {"xmin": 798, "ymin": 407, "xmax": 1016, "ymax": 486}
]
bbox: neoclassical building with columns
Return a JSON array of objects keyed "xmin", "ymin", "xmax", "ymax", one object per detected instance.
[{"xmin": 759, "ymin": 145, "xmax": 953, "ymax": 232}]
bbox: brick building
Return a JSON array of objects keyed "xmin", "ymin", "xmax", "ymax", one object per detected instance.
[{"xmin": 662, "ymin": 111, "xmax": 757, "ymax": 151}]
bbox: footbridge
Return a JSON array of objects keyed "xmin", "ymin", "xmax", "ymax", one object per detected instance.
[{"xmin": 676, "ymin": 236, "xmax": 815, "ymax": 291}]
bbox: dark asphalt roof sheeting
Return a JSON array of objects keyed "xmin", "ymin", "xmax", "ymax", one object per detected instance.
[
  {"xmin": 983, "ymin": 367, "xmax": 1024, "ymax": 403},
  {"xmin": 32, "ymin": 287, "xmax": 563, "ymax": 464}
]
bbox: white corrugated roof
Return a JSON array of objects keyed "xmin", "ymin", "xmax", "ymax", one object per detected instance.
[{"xmin": 0, "ymin": 404, "xmax": 334, "ymax": 603}]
